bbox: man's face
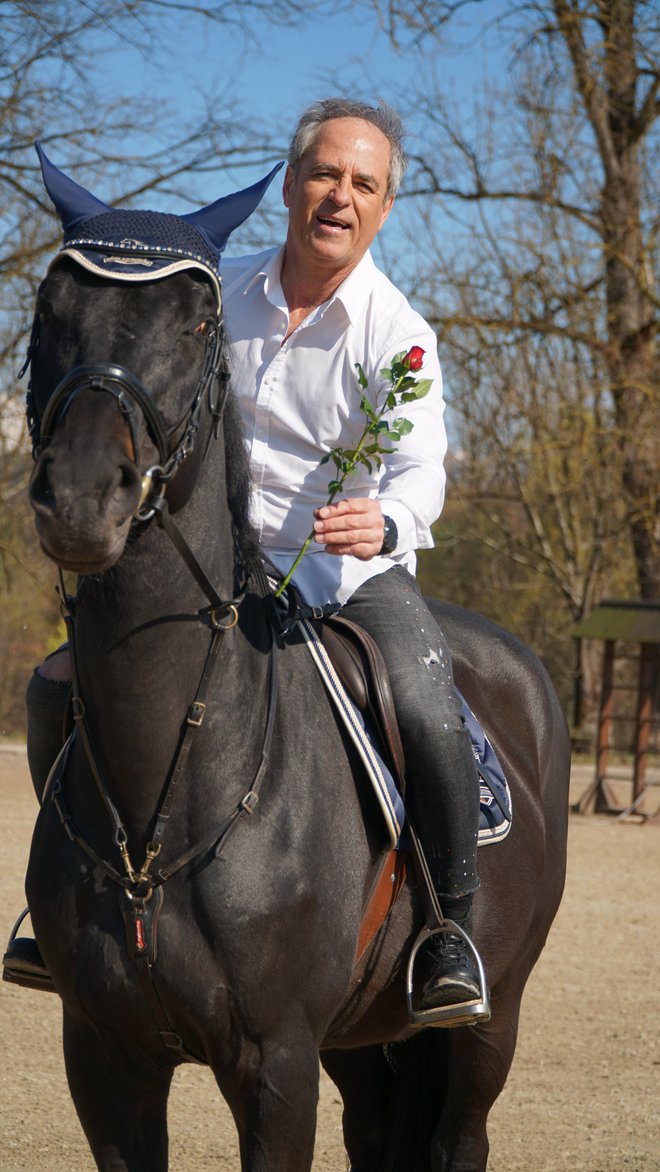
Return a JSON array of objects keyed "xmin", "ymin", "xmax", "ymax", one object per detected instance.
[{"xmin": 283, "ymin": 117, "xmax": 394, "ymax": 276}]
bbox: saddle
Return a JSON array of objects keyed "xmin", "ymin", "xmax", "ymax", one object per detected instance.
[{"xmin": 310, "ymin": 614, "xmax": 406, "ymax": 792}]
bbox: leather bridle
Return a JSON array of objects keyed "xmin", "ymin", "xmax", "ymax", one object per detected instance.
[{"xmin": 28, "ymin": 315, "xmax": 228, "ymax": 519}]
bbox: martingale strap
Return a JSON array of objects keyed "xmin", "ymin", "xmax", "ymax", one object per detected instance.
[
  {"xmin": 49, "ymin": 532, "xmax": 279, "ymax": 1061},
  {"xmin": 55, "ymin": 562, "xmax": 275, "ymax": 892},
  {"xmin": 120, "ymin": 885, "xmax": 208, "ymax": 1063}
]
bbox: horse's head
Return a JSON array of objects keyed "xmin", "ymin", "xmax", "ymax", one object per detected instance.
[{"xmin": 26, "ymin": 147, "xmax": 281, "ymax": 574}]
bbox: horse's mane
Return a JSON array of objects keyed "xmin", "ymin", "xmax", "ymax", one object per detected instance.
[{"xmin": 222, "ymin": 388, "xmax": 263, "ymax": 580}]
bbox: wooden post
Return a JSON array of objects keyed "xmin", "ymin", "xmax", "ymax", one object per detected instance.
[
  {"xmin": 572, "ymin": 601, "xmax": 660, "ymax": 819},
  {"xmin": 575, "ymin": 639, "xmax": 620, "ymax": 814},
  {"xmin": 633, "ymin": 643, "xmax": 656, "ymax": 800},
  {"xmin": 594, "ymin": 640, "xmax": 614, "ymax": 806}
]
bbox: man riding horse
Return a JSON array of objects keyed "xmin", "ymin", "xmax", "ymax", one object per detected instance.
[{"xmin": 5, "ymin": 97, "xmax": 485, "ymax": 1018}]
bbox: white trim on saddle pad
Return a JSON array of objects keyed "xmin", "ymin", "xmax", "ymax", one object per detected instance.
[
  {"xmin": 299, "ymin": 618, "xmax": 404, "ymax": 849},
  {"xmin": 298, "ymin": 618, "xmax": 513, "ymax": 850}
]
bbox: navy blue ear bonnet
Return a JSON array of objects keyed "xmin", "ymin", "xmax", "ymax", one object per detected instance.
[
  {"xmin": 60, "ymin": 209, "xmax": 228, "ymax": 290},
  {"xmin": 36, "ymin": 142, "xmax": 283, "ymax": 304}
]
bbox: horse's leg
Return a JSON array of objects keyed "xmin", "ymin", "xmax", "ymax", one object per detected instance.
[
  {"xmin": 212, "ymin": 1030, "xmax": 320, "ymax": 1172},
  {"xmin": 432, "ymin": 996, "xmax": 521, "ymax": 1172},
  {"xmin": 63, "ymin": 1011, "xmax": 173, "ymax": 1171},
  {"xmin": 321, "ymin": 1046, "xmax": 393, "ymax": 1171}
]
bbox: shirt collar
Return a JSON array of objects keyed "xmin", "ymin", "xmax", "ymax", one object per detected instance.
[
  {"xmin": 242, "ymin": 245, "xmax": 376, "ymax": 325},
  {"xmin": 329, "ymin": 249, "xmax": 376, "ymax": 324},
  {"xmin": 240, "ymin": 245, "xmax": 283, "ymax": 302}
]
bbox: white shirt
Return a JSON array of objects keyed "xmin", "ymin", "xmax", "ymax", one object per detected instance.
[{"xmin": 222, "ymin": 245, "xmax": 447, "ymax": 606}]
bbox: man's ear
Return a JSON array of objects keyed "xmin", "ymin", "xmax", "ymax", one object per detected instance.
[
  {"xmin": 282, "ymin": 164, "xmax": 295, "ymax": 209},
  {"xmin": 379, "ymin": 195, "xmax": 395, "ymax": 229}
]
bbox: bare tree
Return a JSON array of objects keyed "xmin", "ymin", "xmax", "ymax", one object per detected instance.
[
  {"xmin": 0, "ymin": 0, "xmax": 301, "ymax": 736},
  {"xmin": 553, "ymin": 0, "xmax": 659, "ymax": 598},
  {"xmin": 0, "ymin": 1, "xmax": 298, "ymax": 380},
  {"xmin": 397, "ymin": 0, "xmax": 659, "ymax": 602}
]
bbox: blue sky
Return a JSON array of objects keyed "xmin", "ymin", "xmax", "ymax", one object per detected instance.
[
  {"xmin": 86, "ymin": 1, "xmax": 506, "ymax": 263},
  {"xmin": 107, "ymin": 5, "xmax": 492, "ymax": 143}
]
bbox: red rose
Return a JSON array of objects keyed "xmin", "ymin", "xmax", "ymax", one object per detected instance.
[{"xmin": 402, "ymin": 345, "xmax": 425, "ymax": 372}]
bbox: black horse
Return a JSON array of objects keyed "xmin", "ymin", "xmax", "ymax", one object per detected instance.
[{"xmin": 19, "ymin": 153, "xmax": 570, "ymax": 1171}]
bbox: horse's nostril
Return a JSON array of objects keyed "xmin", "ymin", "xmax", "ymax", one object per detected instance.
[
  {"xmin": 108, "ymin": 462, "xmax": 142, "ymax": 519},
  {"xmin": 119, "ymin": 463, "xmax": 139, "ymax": 492},
  {"xmin": 29, "ymin": 456, "xmax": 56, "ymax": 514}
]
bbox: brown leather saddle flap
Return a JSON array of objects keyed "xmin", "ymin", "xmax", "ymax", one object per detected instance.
[{"xmin": 356, "ymin": 848, "xmax": 407, "ymax": 963}]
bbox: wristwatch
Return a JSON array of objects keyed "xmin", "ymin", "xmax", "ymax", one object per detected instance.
[{"xmin": 380, "ymin": 515, "xmax": 398, "ymax": 556}]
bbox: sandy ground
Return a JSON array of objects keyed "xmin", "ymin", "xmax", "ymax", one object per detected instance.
[{"xmin": 0, "ymin": 749, "xmax": 659, "ymax": 1172}]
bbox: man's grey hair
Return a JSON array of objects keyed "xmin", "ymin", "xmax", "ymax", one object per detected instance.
[{"xmin": 288, "ymin": 97, "xmax": 407, "ymax": 199}]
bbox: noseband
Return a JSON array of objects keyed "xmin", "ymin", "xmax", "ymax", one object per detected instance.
[{"xmin": 24, "ymin": 315, "xmax": 228, "ymax": 517}]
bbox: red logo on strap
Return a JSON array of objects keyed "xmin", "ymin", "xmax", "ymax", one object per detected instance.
[{"xmin": 135, "ymin": 918, "xmax": 146, "ymax": 951}]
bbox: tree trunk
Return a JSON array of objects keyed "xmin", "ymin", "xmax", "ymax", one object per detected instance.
[{"xmin": 564, "ymin": 0, "xmax": 660, "ymax": 597}]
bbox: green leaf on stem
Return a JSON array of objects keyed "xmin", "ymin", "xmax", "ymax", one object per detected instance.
[
  {"xmin": 355, "ymin": 362, "xmax": 368, "ymax": 389},
  {"xmin": 391, "ymin": 418, "xmax": 414, "ymax": 436},
  {"xmin": 360, "ymin": 394, "xmax": 378, "ymax": 420},
  {"xmin": 401, "ymin": 378, "xmax": 432, "ymax": 401}
]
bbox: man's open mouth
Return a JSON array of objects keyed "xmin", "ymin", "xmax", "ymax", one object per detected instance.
[{"xmin": 317, "ymin": 216, "xmax": 348, "ymax": 230}]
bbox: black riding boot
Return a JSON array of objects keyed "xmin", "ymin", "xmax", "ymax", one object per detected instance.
[
  {"xmin": 2, "ymin": 670, "xmax": 69, "ymax": 992},
  {"xmin": 418, "ymin": 893, "xmax": 481, "ymax": 1010},
  {"xmin": 405, "ymin": 726, "xmax": 483, "ymax": 1012}
]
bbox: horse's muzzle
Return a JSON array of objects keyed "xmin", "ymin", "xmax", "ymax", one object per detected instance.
[{"xmin": 29, "ymin": 435, "xmax": 143, "ymax": 573}]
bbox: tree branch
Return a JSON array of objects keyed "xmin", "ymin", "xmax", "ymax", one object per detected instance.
[
  {"xmin": 552, "ymin": 0, "xmax": 620, "ymax": 180},
  {"xmin": 401, "ymin": 167, "xmax": 602, "ymax": 235}
]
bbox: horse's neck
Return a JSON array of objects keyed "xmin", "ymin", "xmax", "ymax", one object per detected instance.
[{"xmin": 72, "ymin": 460, "xmax": 242, "ymax": 823}]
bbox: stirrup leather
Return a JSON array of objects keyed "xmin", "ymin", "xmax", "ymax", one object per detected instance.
[{"xmin": 406, "ymin": 919, "xmax": 491, "ymax": 1029}]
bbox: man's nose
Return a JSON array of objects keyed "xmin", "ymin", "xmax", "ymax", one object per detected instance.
[{"xmin": 328, "ymin": 176, "xmax": 351, "ymax": 205}]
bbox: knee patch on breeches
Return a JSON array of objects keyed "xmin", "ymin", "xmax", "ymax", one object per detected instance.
[{"xmin": 25, "ymin": 670, "xmax": 72, "ymax": 803}]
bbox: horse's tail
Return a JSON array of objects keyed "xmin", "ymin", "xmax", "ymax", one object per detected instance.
[{"xmin": 381, "ymin": 1032, "xmax": 447, "ymax": 1171}]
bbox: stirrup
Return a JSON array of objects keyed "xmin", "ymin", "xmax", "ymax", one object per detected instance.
[
  {"xmin": 2, "ymin": 907, "xmax": 56, "ymax": 994},
  {"xmin": 406, "ymin": 919, "xmax": 491, "ymax": 1029}
]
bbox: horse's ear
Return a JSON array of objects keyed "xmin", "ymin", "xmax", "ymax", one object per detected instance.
[
  {"xmin": 182, "ymin": 162, "xmax": 284, "ymax": 255},
  {"xmin": 35, "ymin": 143, "xmax": 113, "ymax": 234}
]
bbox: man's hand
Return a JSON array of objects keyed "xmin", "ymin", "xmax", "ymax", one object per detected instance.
[{"xmin": 313, "ymin": 498, "xmax": 384, "ymax": 560}]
